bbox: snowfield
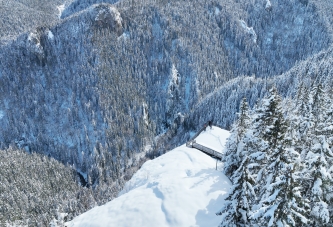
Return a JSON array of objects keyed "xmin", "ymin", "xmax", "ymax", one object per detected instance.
[{"xmin": 66, "ymin": 127, "xmax": 231, "ymax": 227}]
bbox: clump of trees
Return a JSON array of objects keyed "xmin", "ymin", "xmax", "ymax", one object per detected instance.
[{"xmin": 219, "ymin": 86, "xmax": 333, "ymax": 226}]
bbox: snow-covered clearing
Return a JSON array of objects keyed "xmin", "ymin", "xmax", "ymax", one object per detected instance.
[
  {"xmin": 57, "ymin": 4, "xmax": 65, "ymax": 18},
  {"xmin": 66, "ymin": 127, "xmax": 231, "ymax": 227}
]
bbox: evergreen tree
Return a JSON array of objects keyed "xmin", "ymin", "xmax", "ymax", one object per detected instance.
[
  {"xmin": 252, "ymin": 146, "xmax": 309, "ymax": 226},
  {"xmin": 261, "ymin": 87, "xmax": 288, "ymax": 148},
  {"xmin": 218, "ymin": 98, "xmax": 256, "ymax": 226},
  {"xmin": 291, "ymin": 84, "xmax": 312, "ymax": 160},
  {"xmin": 219, "ymin": 83, "xmax": 333, "ymax": 227},
  {"xmin": 251, "ymin": 88, "xmax": 309, "ymax": 226},
  {"xmin": 247, "ymin": 88, "xmax": 284, "ymax": 194},
  {"xmin": 306, "ymin": 154, "xmax": 331, "ymax": 225},
  {"xmin": 223, "ymin": 98, "xmax": 250, "ymax": 177},
  {"xmin": 303, "ymin": 85, "xmax": 333, "ymax": 225},
  {"xmin": 217, "ymin": 156, "xmax": 256, "ymax": 227}
]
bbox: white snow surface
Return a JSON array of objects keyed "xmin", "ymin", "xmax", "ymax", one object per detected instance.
[
  {"xmin": 239, "ymin": 19, "xmax": 257, "ymax": 43},
  {"xmin": 57, "ymin": 4, "xmax": 65, "ymax": 18},
  {"xmin": 66, "ymin": 127, "xmax": 231, "ymax": 227},
  {"xmin": 47, "ymin": 30, "xmax": 54, "ymax": 40}
]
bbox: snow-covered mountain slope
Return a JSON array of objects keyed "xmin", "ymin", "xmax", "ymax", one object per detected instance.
[
  {"xmin": 66, "ymin": 127, "xmax": 231, "ymax": 227},
  {"xmin": 0, "ymin": 0, "xmax": 66, "ymax": 43},
  {"xmin": 1, "ymin": 0, "xmax": 332, "ymax": 197}
]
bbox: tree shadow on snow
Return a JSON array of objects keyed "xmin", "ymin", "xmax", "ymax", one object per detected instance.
[
  {"xmin": 195, "ymin": 194, "xmax": 229, "ymax": 227},
  {"xmin": 193, "ymin": 169, "xmax": 231, "ymax": 227}
]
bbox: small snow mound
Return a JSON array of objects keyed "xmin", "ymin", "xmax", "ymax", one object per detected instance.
[
  {"xmin": 27, "ymin": 32, "xmax": 43, "ymax": 54},
  {"xmin": 265, "ymin": 0, "xmax": 272, "ymax": 11},
  {"xmin": 239, "ymin": 19, "xmax": 257, "ymax": 44},
  {"xmin": 0, "ymin": 110, "xmax": 4, "ymax": 119},
  {"xmin": 57, "ymin": 4, "xmax": 65, "ymax": 19},
  {"xmin": 117, "ymin": 32, "xmax": 130, "ymax": 41},
  {"xmin": 215, "ymin": 7, "xmax": 221, "ymax": 15},
  {"xmin": 47, "ymin": 30, "xmax": 54, "ymax": 40}
]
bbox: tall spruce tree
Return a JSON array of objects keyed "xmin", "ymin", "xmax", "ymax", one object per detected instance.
[
  {"xmin": 217, "ymin": 156, "xmax": 256, "ymax": 227},
  {"xmin": 303, "ymin": 85, "xmax": 333, "ymax": 225},
  {"xmin": 223, "ymin": 98, "xmax": 250, "ymax": 177},
  {"xmin": 251, "ymin": 88, "xmax": 309, "ymax": 226},
  {"xmin": 218, "ymin": 98, "xmax": 255, "ymax": 226},
  {"xmin": 291, "ymin": 84, "xmax": 312, "ymax": 160}
]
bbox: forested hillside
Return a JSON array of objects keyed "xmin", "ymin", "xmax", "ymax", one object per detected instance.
[
  {"xmin": 1, "ymin": 0, "xmax": 333, "ymax": 225},
  {"xmin": 0, "ymin": 148, "xmax": 91, "ymax": 226},
  {"xmin": 0, "ymin": 0, "xmax": 68, "ymax": 44},
  {"xmin": 183, "ymin": 44, "xmax": 333, "ymax": 137},
  {"xmin": 0, "ymin": 147, "xmax": 148, "ymax": 226}
]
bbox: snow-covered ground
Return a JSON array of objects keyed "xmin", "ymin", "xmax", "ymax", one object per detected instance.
[{"xmin": 66, "ymin": 127, "xmax": 231, "ymax": 227}]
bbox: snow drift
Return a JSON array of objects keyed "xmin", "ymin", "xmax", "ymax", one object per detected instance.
[{"xmin": 66, "ymin": 127, "xmax": 231, "ymax": 227}]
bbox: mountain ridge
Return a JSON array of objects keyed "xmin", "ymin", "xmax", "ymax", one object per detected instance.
[{"xmin": 1, "ymin": 1, "xmax": 333, "ymax": 224}]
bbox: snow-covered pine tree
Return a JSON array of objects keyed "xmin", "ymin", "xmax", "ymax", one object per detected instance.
[
  {"xmin": 322, "ymin": 88, "xmax": 333, "ymax": 222},
  {"xmin": 245, "ymin": 88, "xmax": 281, "ymax": 195},
  {"xmin": 223, "ymin": 97, "xmax": 250, "ymax": 178},
  {"xmin": 261, "ymin": 87, "xmax": 287, "ymax": 148},
  {"xmin": 290, "ymin": 84, "xmax": 312, "ymax": 160},
  {"xmin": 286, "ymin": 84, "xmax": 317, "ymax": 207},
  {"xmin": 303, "ymin": 85, "xmax": 333, "ymax": 225},
  {"xmin": 306, "ymin": 154, "xmax": 331, "ymax": 225},
  {"xmin": 251, "ymin": 87, "xmax": 309, "ymax": 226},
  {"xmin": 219, "ymin": 92, "xmax": 271, "ymax": 227},
  {"xmin": 252, "ymin": 146, "xmax": 309, "ymax": 226},
  {"xmin": 218, "ymin": 98, "xmax": 258, "ymax": 226},
  {"xmin": 217, "ymin": 156, "xmax": 256, "ymax": 227}
]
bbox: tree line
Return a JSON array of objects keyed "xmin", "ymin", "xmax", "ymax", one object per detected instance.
[{"xmin": 219, "ymin": 85, "xmax": 333, "ymax": 226}]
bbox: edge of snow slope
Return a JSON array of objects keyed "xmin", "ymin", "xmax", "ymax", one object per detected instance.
[{"xmin": 66, "ymin": 127, "xmax": 231, "ymax": 227}]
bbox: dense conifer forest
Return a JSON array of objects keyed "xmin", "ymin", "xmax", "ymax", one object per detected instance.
[
  {"xmin": 1, "ymin": 0, "xmax": 333, "ymax": 225},
  {"xmin": 219, "ymin": 86, "xmax": 333, "ymax": 226}
]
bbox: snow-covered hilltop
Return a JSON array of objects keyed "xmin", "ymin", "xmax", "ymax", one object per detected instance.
[
  {"xmin": 66, "ymin": 127, "xmax": 231, "ymax": 227},
  {"xmin": 2, "ymin": 0, "xmax": 333, "ymax": 225}
]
